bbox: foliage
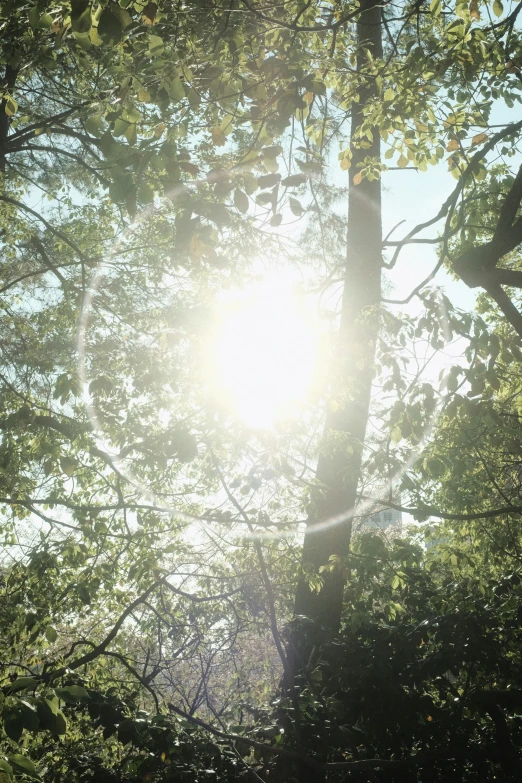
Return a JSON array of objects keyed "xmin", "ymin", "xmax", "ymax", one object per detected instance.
[{"xmin": 2, "ymin": 0, "xmax": 522, "ymax": 781}]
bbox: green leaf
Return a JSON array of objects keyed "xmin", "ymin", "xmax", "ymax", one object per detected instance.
[
  {"xmin": 257, "ymin": 173, "xmax": 280, "ymax": 189},
  {"xmin": 59, "ymin": 457, "xmax": 75, "ymax": 477},
  {"xmin": 98, "ymin": 8, "xmax": 123, "ymax": 41},
  {"xmin": 78, "ymin": 584, "xmax": 91, "ymax": 604},
  {"xmin": 234, "ymin": 189, "xmax": 249, "ymax": 214},
  {"xmin": 8, "ymin": 756, "xmax": 39, "ymax": 780},
  {"xmin": 0, "ymin": 760, "xmax": 13, "ymax": 780},
  {"xmin": 281, "ymin": 173, "xmax": 307, "ymax": 187},
  {"xmin": 206, "ymin": 204, "xmax": 231, "ymax": 226},
  {"xmin": 309, "ymin": 80, "xmax": 326, "ymax": 95},
  {"xmin": 492, "ymin": 0, "xmax": 504, "ymax": 15},
  {"xmin": 262, "ymin": 145, "xmax": 283, "ymax": 159},
  {"xmin": 45, "ymin": 627, "xmax": 57, "ymax": 644},
  {"xmin": 390, "ymin": 425, "xmax": 402, "ymax": 443},
  {"xmin": 28, "ymin": 6, "xmax": 40, "ymax": 28},
  {"xmin": 430, "ymin": 0, "xmax": 442, "ymax": 14},
  {"xmin": 148, "ymin": 35, "xmax": 164, "ymax": 55},
  {"xmin": 3, "ymin": 713, "xmax": 23, "ymax": 744},
  {"xmin": 167, "ymin": 77, "xmax": 185, "ymax": 103},
  {"xmin": 55, "ymin": 685, "xmax": 90, "ymax": 703},
  {"xmin": 289, "ymin": 197, "xmax": 303, "ymax": 216},
  {"xmin": 71, "ymin": 3, "xmax": 92, "ymax": 33},
  {"xmin": 426, "ymin": 457, "xmax": 446, "ymax": 478},
  {"xmin": 37, "ymin": 14, "xmax": 54, "ymax": 29},
  {"xmin": 8, "ymin": 678, "xmax": 38, "ymax": 694}
]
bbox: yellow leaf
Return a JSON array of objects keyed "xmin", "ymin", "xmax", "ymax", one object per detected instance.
[
  {"xmin": 340, "ymin": 157, "xmax": 351, "ymax": 171},
  {"xmin": 446, "ymin": 138, "xmax": 459, "ymax": 151},
  {"xmin": 471, "ymin": 132, "xmax": 488, "ymax": 146},
  {"xmin": 4, "ymin": 95, "xmax": 17, "ymax": 116},
  {"xmin": 154, "ymin": 123, "xmax": 166, "ymax": 138},
  {"xmin": 427, "ymin": 715, "xmax": 433, "ymax": 722},
  {"xmin": 211, "ymin": 127, "xmax": 226, "ymax": 146},
  {"xmin": 353, "ymin": 171, "xmax": 363, "ymax": 185},
  {"xmin": 304, "ymin": 91, "xmax": 314, "ymax": 104},
  {"xmin": 397, "ymin": 154, "xmax": 408, "ymax": 168}
]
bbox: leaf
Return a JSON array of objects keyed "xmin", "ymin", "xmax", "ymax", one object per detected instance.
[
  {"xmin": 281, "ymin": 173, "xmax": 307, "ymax": 187},
  {"xmin": 426, "ymin": 457, "xmax": 446, "ymax": 478},
  {"xmin": 3, "ymin": 711, "xmax": 24, "ymax": 743},
  {"xmin": 446, "ymin": 138, "xmax": 459, "ymax": 151},
  {"xmin": 8, "ymin": 678, "xmax": 38, "ymax": 694},
  {"xmin": 430, "ymin": 0, "xmax": 442, "ymax": 14},
  {"xmin": 296, "ymin": 158, "xmax": 322, "ymax": 173},
  {"xmin": 111, "ymin": 4, "xmax": 132, "ymax": 29},
  {"xmin": 179, "ymin": 161, "xmax": 199, "ymax": 176},
  {"xmin": 353, "ymin": 172, "xmax": 363, "ymax": 185},
  {"xmin": 4, "ymin": 96, "xmax": 17, "ymax": 117},
  {"xmin": 143, "ymin": 2, "xmax": 158, "ymax": 23},
  {"xmin": 52, "ymin": 710, "xmax": 67, "ymax": 736},
  {"xmin": 397, "ymin": 154, "xmax": 408, "ymax": 168},
  {"xmin": 390, "ymin": 425, "xmax": 402, "ymax": 443},
  {"xmin": 206, "ymin": 204, "xmax": 230, "ymax": 226},
  {"xmin": 469, "ymin": 0, "xmax": 480, "ymax": 18},
  {"xmin": 383, "ymin": 88, "xmax": 395, "ymax": 102},
  {"xmin": 37, "ymin": 14, "xmax": 53, "ymax": 29},
  {"xmin": 234, "ymin": 189, "xmax": 249, "ymax": 214},
  {"xmin": 256, "ymin": 192, "xmax": 274, "ymax": 205},
  {"xmin": 289, "ymin": 197, "xmax": 303, "ymax": 216},
  {"xmin": 257, "ymin": 173, "xmax": 280, "ymax": 189},
  {"xmin": 45, "ymin": 626, "xmax": 57, "ymax": 643},
  {"xmin": 308, "ymin": 80, "xmax": 326, "ymax": 95},
  {"xmin": 59, "ymin": 457, "xmax": 75, "ymax": 477},
  {"xmin": 167, "ymin": 77, "xmax": 185, "ymax": 103},
  {"xmin": 148, "ymin": 35, "xmax": 164, "ymax": 55},
  {"xmin": 471, "ymin": 132, "xmax": 488, "ymax": 146},
  {"xmin": 71, "ymin": 0, "xmax": 92, "ymax": 33},
  {"xmin": 0, "ymin": 760, "xmax": 13, "ymax": 780},
  {"xmin": 262, "ymin": 145, "xmax": 283, "ymax": 159},
  {"xmin": 8, "ymin": 756, "xmax": 39, "ymax": 780},
  {"xmin": 98, "ymin": 8, "xmax": 124, "ymax": 41},
  {"xmin": 18, "ymin": 702, "xmax": 39, "ymax": 733},
  {"xmin": 78, "ymin": 584, "xmax": 91, "ymax": 604},
  {"xmin": 55, "ymin": 685, "xmax": 90, "ymax": 703},
  {"xmin": 270, "ymin": 213, "xmax": 282, "ymax": 227},
  {"xmin": 492, "ymin": 0, "xmax": 503, "ymax": 15}
]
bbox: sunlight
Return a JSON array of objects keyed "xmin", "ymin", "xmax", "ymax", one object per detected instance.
[{"xmin": 211, "ymin": 277, "xmax": 320, "ymax": 429}]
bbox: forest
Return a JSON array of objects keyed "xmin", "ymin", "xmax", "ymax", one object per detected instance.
[{"xmin": 2, "ymin": 0, "xmax": 522, "ymax": 781}]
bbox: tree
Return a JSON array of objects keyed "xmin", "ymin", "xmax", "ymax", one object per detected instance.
[{"xmin": 3, "ymin": 0, "xmax": 522, "ymax": 781}]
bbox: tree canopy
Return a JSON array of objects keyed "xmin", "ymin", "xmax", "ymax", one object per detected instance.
[{"xmin": 3, "ymin": 0, "xmax": 522, "ymax": 781}]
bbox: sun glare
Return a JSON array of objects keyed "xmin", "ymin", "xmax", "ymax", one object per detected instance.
[{"xmin": 211, "ymin": 278, "xmax": 320, "ymax": 429}]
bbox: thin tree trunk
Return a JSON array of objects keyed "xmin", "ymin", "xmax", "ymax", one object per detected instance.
[
  {"xmin": 294, "ymin": 1, "xmax": 383, "ymax": 632},
  {"xmin": 0, "ymin": 65, "xmax": 18, "ymax": 175}
]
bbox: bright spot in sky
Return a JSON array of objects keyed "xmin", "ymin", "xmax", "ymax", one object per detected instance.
[{"xmin": 212, "ymin": 278, "xmax": 320, "ymax": 429}]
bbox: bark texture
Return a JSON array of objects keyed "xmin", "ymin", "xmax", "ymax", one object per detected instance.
[{"xmin": 294, "ymin": 1, "xmax": 383, "ymax": 632}]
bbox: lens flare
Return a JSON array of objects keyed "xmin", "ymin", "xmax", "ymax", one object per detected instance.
[{"xmin": 209, "ymin": 279, "xmax": 320, "ymax": 429}]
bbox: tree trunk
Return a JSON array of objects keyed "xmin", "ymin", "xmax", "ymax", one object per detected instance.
[
  {"xmin": 0, "ymin": 65, "xmax": 18, "ymax": 175},
  {"xmin": 294, "ymin": 1, "xmax": 383, "ymax": 632}
]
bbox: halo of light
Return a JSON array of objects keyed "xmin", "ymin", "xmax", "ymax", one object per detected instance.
[{"xmin": 77, "ymin": 174, "xmax": 453, "ymax": 542}]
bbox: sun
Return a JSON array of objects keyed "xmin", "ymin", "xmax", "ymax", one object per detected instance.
[{"xmin": 209, "ymin": 277, "xmax": 320, "ymax": 429}]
